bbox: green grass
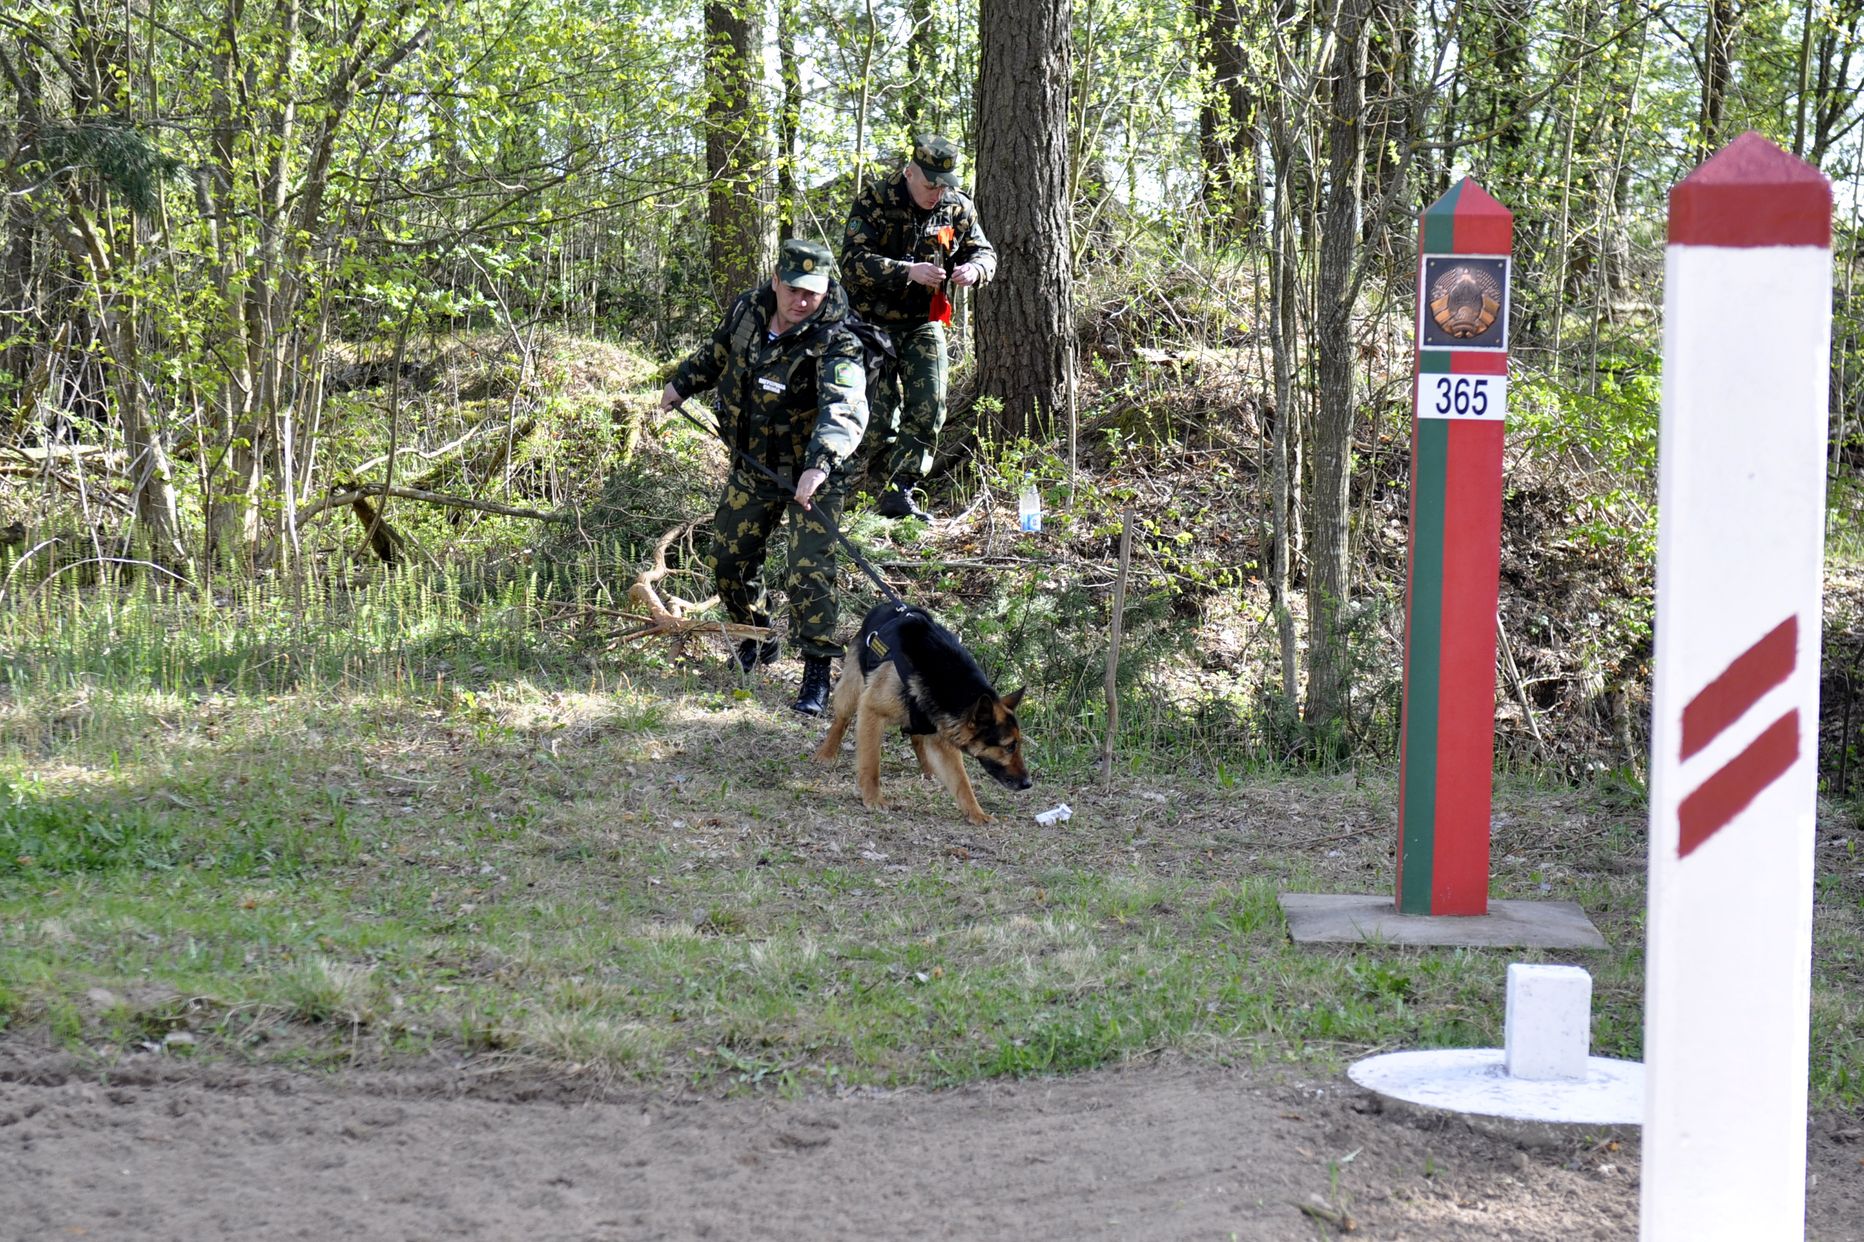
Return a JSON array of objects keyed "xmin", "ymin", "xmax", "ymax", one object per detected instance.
[{"xmin": 1, "ymin": 580, "xmax": 1861, "ymax": 1111}]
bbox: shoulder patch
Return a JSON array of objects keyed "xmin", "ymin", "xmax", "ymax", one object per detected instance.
[{"xmin": 831, "ymin": 359, "xmax": 861, "ymax": 388}]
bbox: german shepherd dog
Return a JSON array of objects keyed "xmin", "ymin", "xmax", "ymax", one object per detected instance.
[{"xmin": 813, "ymin": 602, "xmax": 1032, "ymax": 824}]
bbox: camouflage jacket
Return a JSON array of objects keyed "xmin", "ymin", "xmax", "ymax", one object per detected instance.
[
  {"xmin": 840, "ymin": 170, "xmax": 997, "ymax": 326},
  {"xmin": 669, "ymin": 281, "xmax": 870, "ymax": 478}
]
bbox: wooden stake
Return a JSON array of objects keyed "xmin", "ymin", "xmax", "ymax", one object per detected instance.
[{"xmin": 1101, "ymin": 507, "xmax": 1134, "ymax": 780}]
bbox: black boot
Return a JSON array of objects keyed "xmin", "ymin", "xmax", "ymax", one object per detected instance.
[
  {"xmin": 876, "ymin": 483, "xmax": 931, "ymax": 521},
  {"xmin": 734, "ymin": 635, "xmax": 780, "ymax": 673},
  {"xmin": 792, "ymin": 655, "xmax": 834, "ymax": 716}
]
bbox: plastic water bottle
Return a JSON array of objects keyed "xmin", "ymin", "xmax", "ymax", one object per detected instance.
[{"xmin": 1018, "ymin": 476, "xmax": 1042, "ymax": 533}]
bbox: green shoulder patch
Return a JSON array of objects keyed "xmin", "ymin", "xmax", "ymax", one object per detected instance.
[{"xmin": 831, "ymin": 359, "xmax": 862, "ymax": 388}]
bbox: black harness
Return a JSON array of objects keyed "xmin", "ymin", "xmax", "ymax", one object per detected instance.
[{"xmin": 856, "ymin": 608, "xmax": 937, "ymax": 735}]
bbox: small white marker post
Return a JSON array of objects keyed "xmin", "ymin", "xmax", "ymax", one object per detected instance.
[
  {"xmin": 1348, "ymin": 963, "xmax": 1641, "ymax": 1125},
  {"xmin": 1643, "ymin": 133, "xmax": 1832, "ymax": 1239}
]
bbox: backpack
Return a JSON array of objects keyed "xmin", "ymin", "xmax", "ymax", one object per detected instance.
[
  {"xmin": 839, "ymin": 309, "xmax": 898, "ymax": 387},
  {"xmin": 724, "ymin": 294, "xmax": 898, "ymax": 390}
]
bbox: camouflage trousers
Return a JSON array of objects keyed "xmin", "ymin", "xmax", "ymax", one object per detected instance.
[
  {"xmin": 707, "ymin": 467, "xmax": 848, "ymax": 659},
  {"xmin": 867, "ymin": 321, "xmax": 949, "ymax": 487}
]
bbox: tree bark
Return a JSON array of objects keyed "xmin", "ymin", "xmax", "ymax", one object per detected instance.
[
  {"xmin": 776, "ymin": 4, "xmax": 800, "ymax": 240},
  {"xmin": 705, "ymin": 0, "xmax": 770, "ymax": 305},
  {"xmin": 974, "ymin": 0, "xmax": 1074, "ymax": 439},
  {"xmin": 1697, "ymin": 0, "xmax": 1737, "ymax": 160},
  {"xmin": 1197, "ymin": 0, "xmax": 1258, "ymax": 235},
  {"xmin": 1303, "ymin": 0, "xmax": 1369, "ymax": 730}
]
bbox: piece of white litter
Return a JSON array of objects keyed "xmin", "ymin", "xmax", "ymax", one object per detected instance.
[{"xmin": 1034, "ymin": 804, "xmax": 1073, "ymax": 826}]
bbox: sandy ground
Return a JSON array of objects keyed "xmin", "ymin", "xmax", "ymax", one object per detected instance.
[{"xmin": 4, "ymin": 1053, "xmax": 1862, "ymax": 1241}]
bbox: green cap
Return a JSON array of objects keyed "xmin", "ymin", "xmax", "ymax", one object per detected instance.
[
  {"xmin": 912, "ymin": 134, "xmax": 962, "ymax": 188},
  {"xmin": 776, "ymin": 237, "xmax": 832, "ymax": 293}
]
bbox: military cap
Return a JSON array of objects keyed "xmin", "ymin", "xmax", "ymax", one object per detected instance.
[
  {"xmin": 912, "ymin": 134, "xmax": 962, "ymax": 188},
  {"xmin": 777, "ymin": 237, "xmax": 833, "ymax": 293}
]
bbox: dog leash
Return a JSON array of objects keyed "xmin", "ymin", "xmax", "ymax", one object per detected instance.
[{"xmin": 663, "ymin": 402, "xmax": 909, "ymax": 613}]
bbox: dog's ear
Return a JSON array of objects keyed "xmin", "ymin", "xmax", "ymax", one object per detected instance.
[{"xmin": 1000, "ymin": 687, "xmax": 1025, "ymax": 711}]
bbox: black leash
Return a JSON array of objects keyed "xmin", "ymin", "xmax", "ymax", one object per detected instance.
[{"xmin": 664, "ymin": 401, "xmax": 909, "ymax": 613}]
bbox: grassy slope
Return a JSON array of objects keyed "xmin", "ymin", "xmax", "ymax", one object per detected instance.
[{"xmin": 1, "ymin": 328, "xmax": 1860, "ymax": 1107}]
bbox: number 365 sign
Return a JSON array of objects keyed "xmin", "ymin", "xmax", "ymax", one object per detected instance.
[{"xmin": 1417, "ymin": 373, "xmax": 1506, "ymax": 422}]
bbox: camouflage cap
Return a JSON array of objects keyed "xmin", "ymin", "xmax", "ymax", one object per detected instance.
[
  {"xmin": 912, "ymin": 134, "xmax": 962, "ymax": 188},
  {"xmin": 776, "ymin": 237, "xmax": 832, "ymax": 293}
]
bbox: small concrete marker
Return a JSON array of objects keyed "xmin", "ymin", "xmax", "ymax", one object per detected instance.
[
  {"xmin": 1504, "ymin": 963, "xmax": 1589, "ymax": 1081},
  {"xmin": 1348, "ymin": 963, "xmax": 1642, "ymax": 1127},
  {"xmin": 1642, "ymin": 131, "xmax": 1832, "ymax": 1242}
]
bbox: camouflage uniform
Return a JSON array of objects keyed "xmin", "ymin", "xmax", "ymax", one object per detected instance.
[
  {"xmin": 840, "ymin": 137, "xmax": 996, "ymax": 490},
  {"xmin": 668, "ymin": 279, "xmax": 869, "ymax": 660}
]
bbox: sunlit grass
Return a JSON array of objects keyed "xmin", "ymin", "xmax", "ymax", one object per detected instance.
[{"xmin": 0, "ymin": 575, "xmax": 1860, "ymax": 1110}]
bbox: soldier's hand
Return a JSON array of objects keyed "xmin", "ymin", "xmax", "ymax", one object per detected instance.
[
  {"xmin": 794, "ymin": 468, "xmax": 828, "ymax": 509},
  {"xmin": 950, "ymin": 263, "xmax": 981, "ymax": 288},
  {"xmin": 906, "ymin": 262, "xmax": 945, "ymax": 287}
]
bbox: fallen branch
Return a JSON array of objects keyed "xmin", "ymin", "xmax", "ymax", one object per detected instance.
[
  {"xmin": 295, "ymin": 483, "xmax": 568, "ymax": 530},
  {"xmin": 636, "ymin": 521, "xmax": 717, "ymax": 615},
  {"xmin": 2, "ymin": 444, "xmax": 121, "ymax": 465},
  {"xmin": 611, "ymin": 521, "xmax": 763, "ymax": 647},
  {"xmin": 352, "ymin": 413, "xmax": 518, "ymax": 478}
]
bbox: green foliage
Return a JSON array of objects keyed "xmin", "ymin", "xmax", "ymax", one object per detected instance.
[
  {"xmin": 0, "ymin": 779, "xmax": 176, "ymax": 876},
  {"xmin": 35, "ymin": 122, "xmax": 182, "ymax": 217},
  {"xmin": 1511, "ymin": 358, "xmax": 1660, "ymax": 562}
]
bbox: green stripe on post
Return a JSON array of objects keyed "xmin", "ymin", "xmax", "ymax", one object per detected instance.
[
  {"xmin": 1422, "ymin": 183, "xmax": 1464, "ymax": 254},
  {"xmin": 1399, "ymin": 411, "xmax": 1450, "ymax": 912}
]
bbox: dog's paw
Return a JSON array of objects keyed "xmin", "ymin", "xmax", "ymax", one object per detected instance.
[{"xmin": 964, "ymin": 810, "xmax": 992, "ymax": 826}]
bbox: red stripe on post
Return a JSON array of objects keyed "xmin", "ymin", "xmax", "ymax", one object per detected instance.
[
  {"xmin": 1451, "ymin": 180, "xmax": 1513, "ymax": 254},
  {"xmin": 1669, "ymin": 132, "xmax": 1832, "ymax": 248},
  {"xmin": 1450, "ymin": 352, "xmax": 1507, "ymax": 376},
  {"xmin": 1677, "ymin": 709, "xmax": 1800, "ymax": 858},
  {"xmin": 1680, "ymin": 615, "xmax": 1798, "ymax": 760},
  {"xmin": 1430, "ymin": 418, "xmax": 1505, "ymax": 914}
]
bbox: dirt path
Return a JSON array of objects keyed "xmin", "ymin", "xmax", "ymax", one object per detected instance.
[{"xmin": 5, "ymin": 1053, "xmax": 1859, "ymax": 1240}]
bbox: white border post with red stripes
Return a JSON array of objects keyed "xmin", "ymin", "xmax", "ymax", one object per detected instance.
[{"xmin": 1643, "ymin": 132, "xmax": 1831, "ymax": 1239}]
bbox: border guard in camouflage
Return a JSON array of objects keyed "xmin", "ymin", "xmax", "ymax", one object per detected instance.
[
  {"xmin": 840, "ymin": 134, "xmax": 997, "ymax": 520},
  {"xmin": 657, "ymin": 238, "xmax": 870, "ymax": 716}
]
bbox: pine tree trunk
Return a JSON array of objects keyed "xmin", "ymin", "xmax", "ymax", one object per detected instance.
[{"xmin": 974, "ymin": 0, "xmax": 1074, "ymax": 439}]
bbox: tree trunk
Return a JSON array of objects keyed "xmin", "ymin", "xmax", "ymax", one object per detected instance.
[
  {"xmin": 704, "ymin": 0, "xmax": 770, "ymax": 305},
  {"xmin": 1697, "ymin": 0, "xmax": 1737, "ymax": 160},
  {"xmin": 1360, "ymin": 0, "xmax": 1414, "ymax": 254},
  {"xmin": 904, "ymin": 0, "xmax": 936, "ymax": 135},
  {"xmin": 974, "ymin": 0, "xmax": 1075, "ymax": 439},
  {"xmin": 1197, "ymin": 0, "xmax": 1258, "ymax": 236},
  {"xmin": 1268, "ymin": 141, "xmax": 1302, "ymax": 707},
  {"xmin": 1303, "ymin": 0, "xmax": 1369, "ymax": 730},
  {"xmin": 776, "ymin": 4, "xmax": 800, "ymax": 240}
]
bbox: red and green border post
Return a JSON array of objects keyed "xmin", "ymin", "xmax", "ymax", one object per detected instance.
[{"xmin": 1396, "ymin": 180, "xmax": 1512, "ymax": 916}]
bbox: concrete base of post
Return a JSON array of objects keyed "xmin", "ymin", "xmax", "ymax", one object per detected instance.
[
  {"xmin": 1347, "ymin": 964, "xmax": 1642, "ymax": 1127},
  {"xmin": 1349, "ymin": 1048, "xmax": 1643, "ymax": 1127},
  {"xmin": 1278, "ymin": 893, "xmax": 1608, "ymax": 950}
]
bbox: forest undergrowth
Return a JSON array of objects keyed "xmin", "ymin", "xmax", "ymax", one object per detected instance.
[{"xmin": 2, "ymin": 291, "xmax": 1863, "ymax": 1108}]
